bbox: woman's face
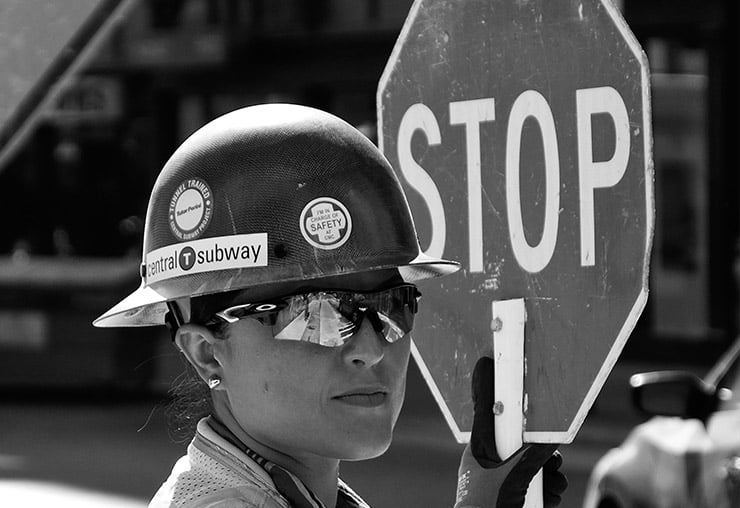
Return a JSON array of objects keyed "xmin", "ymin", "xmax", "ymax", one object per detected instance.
[{"xmin": 213, "ymin": 276, "xmax": 413, "ymax": 461}]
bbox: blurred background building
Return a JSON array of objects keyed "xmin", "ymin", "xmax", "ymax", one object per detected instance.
[
  {"xmin": 0, "ymin": 1, "xmax": 738, "ymax": 506},
  {"xmin": 0, "ymin": 0, "xmax": 737, "ymax": 391}
]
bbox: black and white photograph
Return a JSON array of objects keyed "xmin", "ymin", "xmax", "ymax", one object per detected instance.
[{"xmin": 0, "ymin": 1, "xmax": 737, "ymax": 507}]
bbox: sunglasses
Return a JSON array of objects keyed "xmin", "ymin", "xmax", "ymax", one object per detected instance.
[{"xmin": 203, "ymin": 284, "xmax": 420, "ymax": 347}]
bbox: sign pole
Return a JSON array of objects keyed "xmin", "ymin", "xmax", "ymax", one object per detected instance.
[{"xmin": 492, "ymin": 298, "xmax": 543, "ymax": 508}]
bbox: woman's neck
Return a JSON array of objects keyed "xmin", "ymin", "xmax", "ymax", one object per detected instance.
[{"xmin": 213, "ymin": 406, "xmax": 340, "ymax": 508}]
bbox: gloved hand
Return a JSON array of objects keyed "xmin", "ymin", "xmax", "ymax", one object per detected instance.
[{"xmin": 454, "ymin": 357, "xmax": 568, "ymax": 508}]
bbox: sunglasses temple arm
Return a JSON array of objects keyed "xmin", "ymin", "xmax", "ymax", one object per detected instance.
[{"xmin": 165, "ymin": 301, "xmax": 185, "ymax": 341}]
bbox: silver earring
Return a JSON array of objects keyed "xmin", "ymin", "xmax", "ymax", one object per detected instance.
[{"xmin": 207, "ymin": 376, "xmax": 221, "ymax": 389}]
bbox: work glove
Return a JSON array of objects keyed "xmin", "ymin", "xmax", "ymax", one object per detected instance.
[{"xmin": 454, "ymin": 357, "xmax": 568, "ymax": 508}]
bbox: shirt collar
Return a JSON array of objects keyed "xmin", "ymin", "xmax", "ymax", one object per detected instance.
[{"xmin": 205, "ymin": 416, "xmax": 367, "ymax": 508}]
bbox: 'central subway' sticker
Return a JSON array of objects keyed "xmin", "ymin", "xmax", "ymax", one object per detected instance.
[{"xmin": 145, "ymin": 233, "xmax": 268, "ymax": 285}]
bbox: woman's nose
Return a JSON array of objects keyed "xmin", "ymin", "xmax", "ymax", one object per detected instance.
[{"xmin": 341, "ymin": 319, "xmax": 385, "ymax": 368}]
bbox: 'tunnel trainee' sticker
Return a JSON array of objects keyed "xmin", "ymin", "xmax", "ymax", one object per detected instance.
[{"xmin": 169, "ymin": 178, "xmax": 213, "ymax": 240}]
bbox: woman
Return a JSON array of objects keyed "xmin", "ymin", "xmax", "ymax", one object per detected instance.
[{"xmin": 95, "ymin": 104, "xmax": 564, "ymax": 507}]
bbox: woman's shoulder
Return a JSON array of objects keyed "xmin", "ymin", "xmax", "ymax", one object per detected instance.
[
  {"xmin": 148, "ymin": 442, "xmax": 290, "ymax": 508},
  {"xmin": 149, "ymin": 485, "xmax": 287, "ymax": 508}
]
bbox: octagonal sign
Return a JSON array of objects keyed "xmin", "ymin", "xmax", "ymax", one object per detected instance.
[{"xmin": 378, "ymin": 0, "xmax": 653, "ymax": 443}]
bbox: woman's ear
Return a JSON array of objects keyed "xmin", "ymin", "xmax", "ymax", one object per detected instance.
[{"xmin": 174, "ymin": 324, "xmax": 223, "ymax": 387}]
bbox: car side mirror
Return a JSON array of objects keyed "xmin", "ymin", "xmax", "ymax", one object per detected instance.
[{"xmin": 630, "ymin": 371, "xmax": 718, "ymax": 421}]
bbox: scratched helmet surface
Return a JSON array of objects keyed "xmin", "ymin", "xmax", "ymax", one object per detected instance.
[{"xmin": 94, "ymin": 104, "xmax": 459, "ymax": 327}]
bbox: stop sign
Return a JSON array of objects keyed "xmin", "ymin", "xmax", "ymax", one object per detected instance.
[{"xmin": 379, "ymin": 0, "xmax": 652, "ymax": 443}]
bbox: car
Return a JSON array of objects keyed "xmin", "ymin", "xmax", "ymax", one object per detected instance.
[{"xmin": 583, "ymin": 336, "xmax": 740, "ymax": 508}]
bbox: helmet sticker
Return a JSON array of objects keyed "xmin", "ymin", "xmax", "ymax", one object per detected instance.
[
  {"xmin": 145, "ymin": 233, "xmax": 268, "ymax": 285},
  {"xmin": 300, "ymin": 197, "xmax": 352, "ymax": 250},
  {"xmin": 169, "ymin": 178, "xmax": 213, "ymax": 241}
]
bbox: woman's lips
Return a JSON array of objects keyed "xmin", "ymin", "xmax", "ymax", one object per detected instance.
[{"xmin": 333, "ymin": 390, "xmax": 388, "ymax": 407}]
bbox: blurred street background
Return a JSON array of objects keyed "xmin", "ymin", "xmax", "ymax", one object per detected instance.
[
  {"xmin": 1, "ymin": 0, "xmax": 739, "ymax": 506},
  {"xmin": 0, "ymin": 355, "xmax": 700, "ymax": 507}
]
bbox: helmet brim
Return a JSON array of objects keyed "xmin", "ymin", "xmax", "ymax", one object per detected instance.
[{"xmin": 93, "ymin": 253, "xmax": 460, "ymax": 327}]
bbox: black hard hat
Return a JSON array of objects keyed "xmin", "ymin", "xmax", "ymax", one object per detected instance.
[{"xmin": 95, "ymin": 104, "xmax": 459, "ymax": 327}]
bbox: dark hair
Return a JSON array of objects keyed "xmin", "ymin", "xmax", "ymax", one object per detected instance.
[
  {"xmin": 165, "ymin": 360, "xmax": 212, "ymax": 442},
  {"xmin": 165, "ymin": 322, "xmax": 230, "ymax": 442}
]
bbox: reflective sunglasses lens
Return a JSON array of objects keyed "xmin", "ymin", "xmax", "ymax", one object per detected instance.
[
  {"xmin": 273, "ymin": 294, "xmax": 355, "ymax": 347},
  {"xmin": 272, "ymin": 287, "xmax": 416, "ymax": 347},
  {"xmin": 365, "ymin": 311, "xmax": 407, "ymax": 344}
]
